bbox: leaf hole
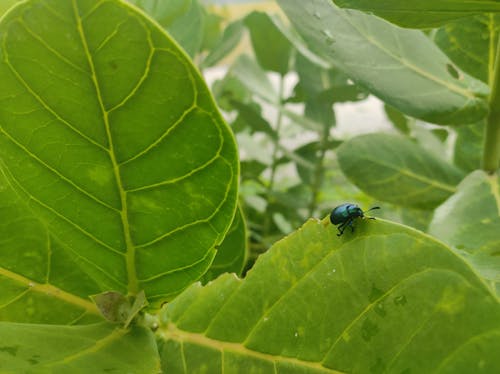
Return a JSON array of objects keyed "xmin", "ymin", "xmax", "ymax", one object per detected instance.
[{"xmin": 446, "ymin": 63, "xmax": 461, "ymax": 80}]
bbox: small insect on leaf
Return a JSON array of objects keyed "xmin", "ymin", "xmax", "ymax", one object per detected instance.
[{"xmin": 329, "ymin": 203, "xmax": 380, "ymax": 237}]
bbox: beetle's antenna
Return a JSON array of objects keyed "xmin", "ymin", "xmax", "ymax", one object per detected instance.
[{"xmin": 365, "ymin": 206, "xmax": 380, "ymax": 212}]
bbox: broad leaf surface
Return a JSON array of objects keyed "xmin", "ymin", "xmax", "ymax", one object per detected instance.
[
  {"xmin": 434, "ymin": 14, "xmax": 500, "ymax": 83},
  {"xmin": 158, "ymin": 218, "xmax": 500, "ymax": 373},
  {"xmin": 337, "ymin": 133, "xmax": 465, "ymax": 209},
  {"xmin": 278, "ymin": 0, "xmax": 489, "ymax": 125},
  {"xmin": 202, "ymin": 207, "xmax": 247, "ymax": 283},
  {"xmin": 430, "ymin": 171, "xmax": 500, "ymax": 255},
  {"xmin": 0, "ymin": 173, "xmax": 102, "ymax": 324},
  {"xmin": 332, "ymin": 0, "xmax": 500, "ymax": 28},
  {"xmin": 0, "ymin": 322, "xmax": 159, "ymax": 372},
  {"xmin": 244, "ymin": 12, "xmax": 293, "ymax": 75},
  {"xmin": 0, "ymin": 0, "xmax": 238, "ymax": 306}
]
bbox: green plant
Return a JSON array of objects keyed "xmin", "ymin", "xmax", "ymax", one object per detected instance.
[{"xmin": 0, "ymin": 0, "xmax": 499, "ymax": 373}]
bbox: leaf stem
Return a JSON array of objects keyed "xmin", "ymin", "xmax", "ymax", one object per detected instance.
[
  {"xmin": 308, "ymin": 109, "xmax": 334, "ymax": 216},
  {"xmin": 483, "ymin": 33, "xmax": 500, "ymax": 173},
  {"xmin": 263, "ymin": 77, "xmax": 285, "ymax": 239}
]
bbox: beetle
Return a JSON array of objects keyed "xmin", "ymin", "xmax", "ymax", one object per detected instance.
[{"xmin": 330, "ymin": 203, "xmax": 380, "ymax": 236}]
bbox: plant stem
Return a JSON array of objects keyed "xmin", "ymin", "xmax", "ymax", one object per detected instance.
[
  {"xmin": 308, "ymin": 111, "xmax": 333, "ymax": 216},
  {"xmin": 263, "ymin": 77, "xmax": 285, "ymax": 238},
  {"xmin": 483, "ymin": 34, "xmax": 500, "ymax": 173}
]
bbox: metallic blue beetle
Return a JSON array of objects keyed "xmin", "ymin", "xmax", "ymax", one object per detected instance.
[{"xmin": 330, "ymin": 203, "xmax": 380, "ymax": 236}]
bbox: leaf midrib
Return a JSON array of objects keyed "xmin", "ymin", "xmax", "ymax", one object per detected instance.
[
  {"xmin": 72, "ymin": 0, "xmax": 138, "ymax": 294},
  {"xmin": 159, "ymin": 323, "xmax": 345, "ymax": 374},
  {"xmin": 0, "ymin": 266, "xmax": 99, "ymax": 315}
]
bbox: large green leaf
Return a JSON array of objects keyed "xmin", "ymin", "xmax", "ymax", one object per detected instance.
[
  {"xmin": 429, "ymin": 171, "xmax": 500, "ymax": 294},
  {"xmin": 0, "ymin": 0, "xmax": 238, "ymax": 306},
  {"xmin": 337, "ymin": 133, "xmax": 465, "ymax": 209},
  {"xmin": 0, "ymin": 173, "xmax": 103, "ymax": 324},
  {"xmin": 158, "ymin": 218, "xmax": 500, "ymax": 373},
  {"xmin": 244, "ymin": 12, "xmax": 293, "ymax": 75},
  {"xmin": 429, "ymin": 171, "xmax": 500, "ymax": 255},
  {"xmin": 0, "ymin": 322, "xmax": 159, "ymax": 372},
  {"xmin": 278, "ymin": 0, "xmax": 489, "ymax": 125},
  {"xmin": 434, "ymin": 14, "xmax": 500, "ymax": 84},
  {"xmin": 332, "ymin": 0, "xmax": 500, "ymax": 28}
]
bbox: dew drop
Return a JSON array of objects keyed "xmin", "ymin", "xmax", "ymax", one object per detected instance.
[
  {"xmin": 294, "ymin": 332, "xmax": 299, "ymax": 337},
  {"xmin": 28, "ymin": 282, "xmax": 34, "ymax": 288},
  {"xmin": 313, "ymin": 11, "xmax": 321, "ymax": 19}
]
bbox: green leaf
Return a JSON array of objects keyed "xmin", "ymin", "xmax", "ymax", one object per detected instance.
[
  {"xmin": 400, "ymin": 207, "xmax": 434, "ymax": 232},
  {"xmin": 429, "ymin": 171, "xmax": 500, "ymax": 255},
  {"xmin": 294, "ymin": 141, "xmax": 341, "ymax": 185},
  {"xmin": 434, "ymin": 14, "xmax": 500, "ymax": 84},
  {"xmin": 202, "ymin": 207, "xmax": 247, "ymax": 283},
  {"xmin": 201, "ymin": 20, "xmax": 244, "ymax": 69},
  {"xmin": 0, "ymin": 322, "xmax": 159, "ymax": 372},
  {"xmin": 200, "ymin": 11, "xmax": 223, "ymax": 52},
  {"xmin": 128, "ymin": 0, "xmax": 206, "ymax": 57},
  {"xmin": 0, "ymin": 173, "xmax": 103, "ymax": 324},
  {"xmin": 229, "ymin": 100, "xmax": 276, "ymax": 138},
  {"xmin": 158, "ymin": 218, "xmax": 500, "ymax": 373},
  {"xmin": 231, "ymin": 54, "xmax": 279, "ymax": 104},
  {"xmin": 295, "ymin": 52, "xmax": 367, "ymax": 108},
  {"xmin": 278, "ymin": 0, "xmax": 489, "ymax": 125},
  {"xmin": 244, "ymin": 12, "xmax": 293, "ymax": 75},
  {"xmin": 225, "ymin": 55, "xmax": 326, "ymax": 133},
  {"xmin": 126, "ymin": 0, "xmax": 190, "ymax": 26},
  {"xmin": 454, "ymin": 121, "xmax": 485, "ymax": 172},
  {"xmin": 384, "ymin": 105, "xmax": 410, "ymax": 134},
  {"xmin": 337, "ymin": 133, "xmax": 465, "ymax": 209},
  {"xmin": 0, "ymin": 0, "xmax": 238, "ymax": 306},
  {"xmin": 331, "ymin": 0, "xmax": 500, "ymax": 28},
  {"xmin": 270, "ymin": 13, "xmax": 332, "ymax": 70},
  {"xmin": 459, "ymin": 251, "xmax": 500, "ymax": 296}
]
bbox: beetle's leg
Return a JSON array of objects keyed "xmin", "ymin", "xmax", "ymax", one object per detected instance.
[
  {"xmin": 336, "ymin": 222, "xmax": 346, "ymax": 236},
  {"xmin": 347, "ymin": 219, "xmax": 355, "ymax": 233},
  {"xmin": 339, "ymin": 218, "xmax": 353, "ymax": 236}
]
